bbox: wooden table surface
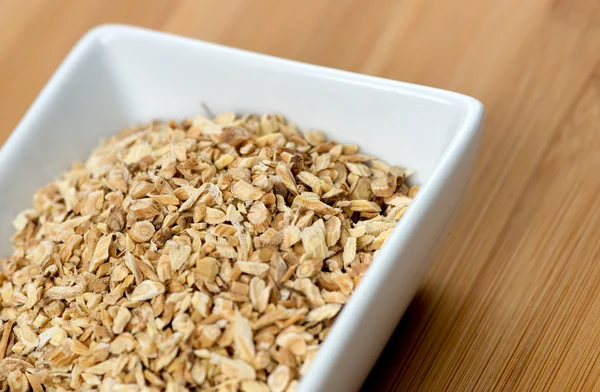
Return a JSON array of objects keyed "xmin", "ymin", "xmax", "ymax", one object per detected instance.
[{"xmin": 2, "ymin": 1, "xmax": 600, "ymax": 390}]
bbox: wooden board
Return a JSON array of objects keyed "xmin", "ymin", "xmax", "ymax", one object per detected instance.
[{"xmin": 1, "ymin": 0, "xmax": 600, "ymax": 390}]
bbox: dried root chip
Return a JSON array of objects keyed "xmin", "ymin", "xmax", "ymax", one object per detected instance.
[
  {"xmin": 233, "ymin": 313, "xmax": 256, "ymax": 362},
  {"xmin": 90, "ymin": 234, "xmax": 111, "ymax": 272},
  {"xmin": 297, "ymin": 171, "xmax": 322, "ymax": 194},
  {"xmin": 247, "ymin": 202, "xmax": 271, "ymax": 233},
  {"xmin": 1, "ymin": 112, "xmax": 416, "ymax": 390},
  {"xmin": 197, "ymin": 258, "xmax": 219, "ymax": 281},
  {"xmin": 130, "ymin": 280, "xmax": 165, "ymax": 302},
  {"xmin": 107, "ymin": 206, "xmax": 126, "ymax": 231},
  {"xmin": 371, "ymin": 173, "xmax": 397, "ymax": 197},
  {"xmin": 276, "ymin": 163, "xmax": 299, "ymax": 195},
  {"xmin": 324, "ymin": 216, "xmax": 341, "ymax": 247},
  {"xmin": 343, "ymin": 237, "xmax": 357, "ymax": 267},
  {"xmin": 130, "ymin": 198, "xmax": 160, "ymax": 219},
  {"xmin": 232, "ymin": 180, "xmax": 264, "ymax": 201},
  {"xmin": 205, "ymin": 207, "xmax": 226, "ymax": 224},
  {"xmin": 214, "ymin": 153, "xmax": 234, "ymax": 170},
  {"xmin": 293, "ymin": 193, "xmax": 338, "ymax": 216},
  {"xmin": 282, "ymin": 226, "xmax": 302, "ymax": 248},
  {"xmin": 221, "ymin": 357, "xmax": 256, "ymax": 380},
  {"xmin": 301, "ymin": 225, "xmax": 327, "ymax": 260},
  {"xmin": 268, "ymin": 364, "xmax": 293, "ymax": 392},
  {"xmin": 129, "ymin": 221, "xmax": 156, "ymax": 243},
  {"xmin": 169, "ymin": 241, "xmax": 192, "ymax": 270},
  {"xmin": 305, "ymin": 304, "xmax": 342, "ymax": 323},
  {"xmin": 238, "ymin": 262, "xmax": 270, "ymax": 277},
  {"xmin": 241, "ymin": 380, "xmax": 270, "ymax": 392}
]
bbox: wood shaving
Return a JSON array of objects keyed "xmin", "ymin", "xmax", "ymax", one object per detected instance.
[{"xmin": 0, "ymin": 113, "xmax": 418, "ymax": 390}]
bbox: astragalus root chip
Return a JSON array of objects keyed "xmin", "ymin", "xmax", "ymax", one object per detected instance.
[{"xmin": 0, "ymin": 113, "xmax": 418, "ymax": 391}]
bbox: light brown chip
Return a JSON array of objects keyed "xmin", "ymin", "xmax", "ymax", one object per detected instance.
[
  {"xmin": 150, "ymin": 194, "xmax": 180, "ymax": 205},
  {"xmin": 90, "ymin": 234, "xmax": 112, "ymax": 272},
  {"xmin": 130, "ymin": 198, "xmax": 161, "ymax": 219},
  {"xmin": 343, "ymin": 237, "xmax": 357, "ymax": 267},
  {"xmin": 248, "ymin": 201, "xmax": 271, "ymax": 233},
  {"xmin": 305, "ymin": 304, "xmax": 342, "ymax": 323},
  {"xmin": 255, "ymin": 228, "xmax": 283, "ymax": 248},
  {"xmin": 7, "ymin": 369, "xmax": 29, "ymax": 392},
  {"xmin": 15, "ymin": 324, "xmax": 39, "ymax": 348},
  {"xmin": 221, "ymin": 358, "xmax": 256, "ymax": 381},
  {"xmin": 233, "ymin": 313, "xmax": 256, "ymax": 362},
  {"xmin": 267, "ymin": 365, "xmax": 293, "ymax": 392},
  {"xmin": 297, "ymin": 171, "xmax": 322, "ymax": 194},
  {"xmin": 130, "ymin": 280, "xmax": 165, "ymax": 302},
  {"xmin": 282, "ymin": 225, "xmax": 302, "ymax": 248},
  {"xmin": 303, "ymin": 130, "xmax": 326, "ymax": 146},
  {"xmin": 169, "ymin": 241, "xmax": 192, "ymax": 270},
  {"xmin": 249, "ymin": 277, "xmax": 268, "ymax": 312},
  {"xmin": 82, "ymin": 189, "xmax": 105, "ymax": 216},
  {"xmin": 130, "ymin": 181, "xmax": 155, "ymax": 199},
  {"xmin": 332, "ymin": 273, "xmax": 354, "ymax": 295},
  {"xmin": 210, "ymin": 223, "xmax": 238, "ymax": 237},
  {"xmin": 0, "ymin": 358, "xmax": 33, "ymax": 374},
  {"xmin": 87, "ymin": 358, "xmax": 118, "ymax": 375},
  {"xmin": 276, "ymin": 331, "xmax": 307, "ymax": 356},
  {"xmin": 295, "ymin": 279, "xmax": 325, "ymax": 308},
  {"xmin": 110, "ymin": 333, "xmax": 137, "ymax": 354},
  {"xmin": 107, "ymin": 206, "xmax": 126, "ymax": 231},
  {"xmin": 129, "ymin": 221, "xmax": 156, "ymax": 243},
  {"xmin": 191, "ymin": 291, "xmax": 213, "ymax": 317},
  {"xmin": 276, "ymin": 163, "xmax": 299, "ymax": 195},
  {"xmin": 205, "ymin": 207, "xmax": 227, "ymax": 224},
  {"xmin": 372, "ymin": 228, "xmax": 394, "ymax": 250},
  {"xmin": 241, "ymin": 380, "xmax": 270, "ymax": 392},
  {"xmin": 25, "ymin": 372, "xmax": 44, "ymax": 392},
  {"xmin": 232, "ymin": 180, "xmax": 265, "ymax": 201},
  {"xmin": 44, "ymin": 277, "xmax": 86, "ymax": 300},
  {"xmin": 324, "ymin": 216, "xmax": 341, "ymax": 247},
  {"xmin": 197, "ymin": 258, "xmax": 219, "ymax": 282},
  {"xmin": 338, "ymin": 200, "xmax": 381, "ymax": 213},
  {"xmin": 237, "ymin": 262, "xmax": 270, "ymax": 277},
  {"xmin": 301, "ymin": 224, "xmax": 328, "ymax": 260},
  {"xmin": 293, "ymin": 192, "xmax": 338, "ymax": 216},
  {"xmin": 191, "ymin": 361, "xmax": 207, "ymax": 385},
  {"xmin": 112, "ymin": 306, "xmax": 131, "ymax": 334},
  {"xmin": 408, "ymin": 185, "xmax": 420, "ymax": 198},
  {"xmin": 321, "ymin": 290, "xmax": 349, "ymax": 304},
  {"xmin": 296, "ymin": 258, "xmax": 323, "ymax": 279},
  {"xmin": 214, "ymin": 153, "xmax": 234, "ymax": 170},
  {"xmin": 179, "ymin": 188, "xmax": 203, "ymax": 212},
  {"xmin": 345, "ymin": 162, "xmax": 372, "ymax": 177},
  {"xmin": 0, "ymin": 321, "xmax": 14, "ymax": 361}
]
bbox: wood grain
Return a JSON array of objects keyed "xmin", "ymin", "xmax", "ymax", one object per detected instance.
[{"xmin": 1, "ymin": 1, "xmax": 600, "ymax": 390}]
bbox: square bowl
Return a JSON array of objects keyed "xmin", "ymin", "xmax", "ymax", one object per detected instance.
[{"xmin": 0, "ymin": 25, "xmax": 483, "ymax": 391}]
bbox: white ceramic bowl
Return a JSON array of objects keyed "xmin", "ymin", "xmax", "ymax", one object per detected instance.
[{"xmin": 0, "ymin": 25, "xmax": 483, "ymax": 391}]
